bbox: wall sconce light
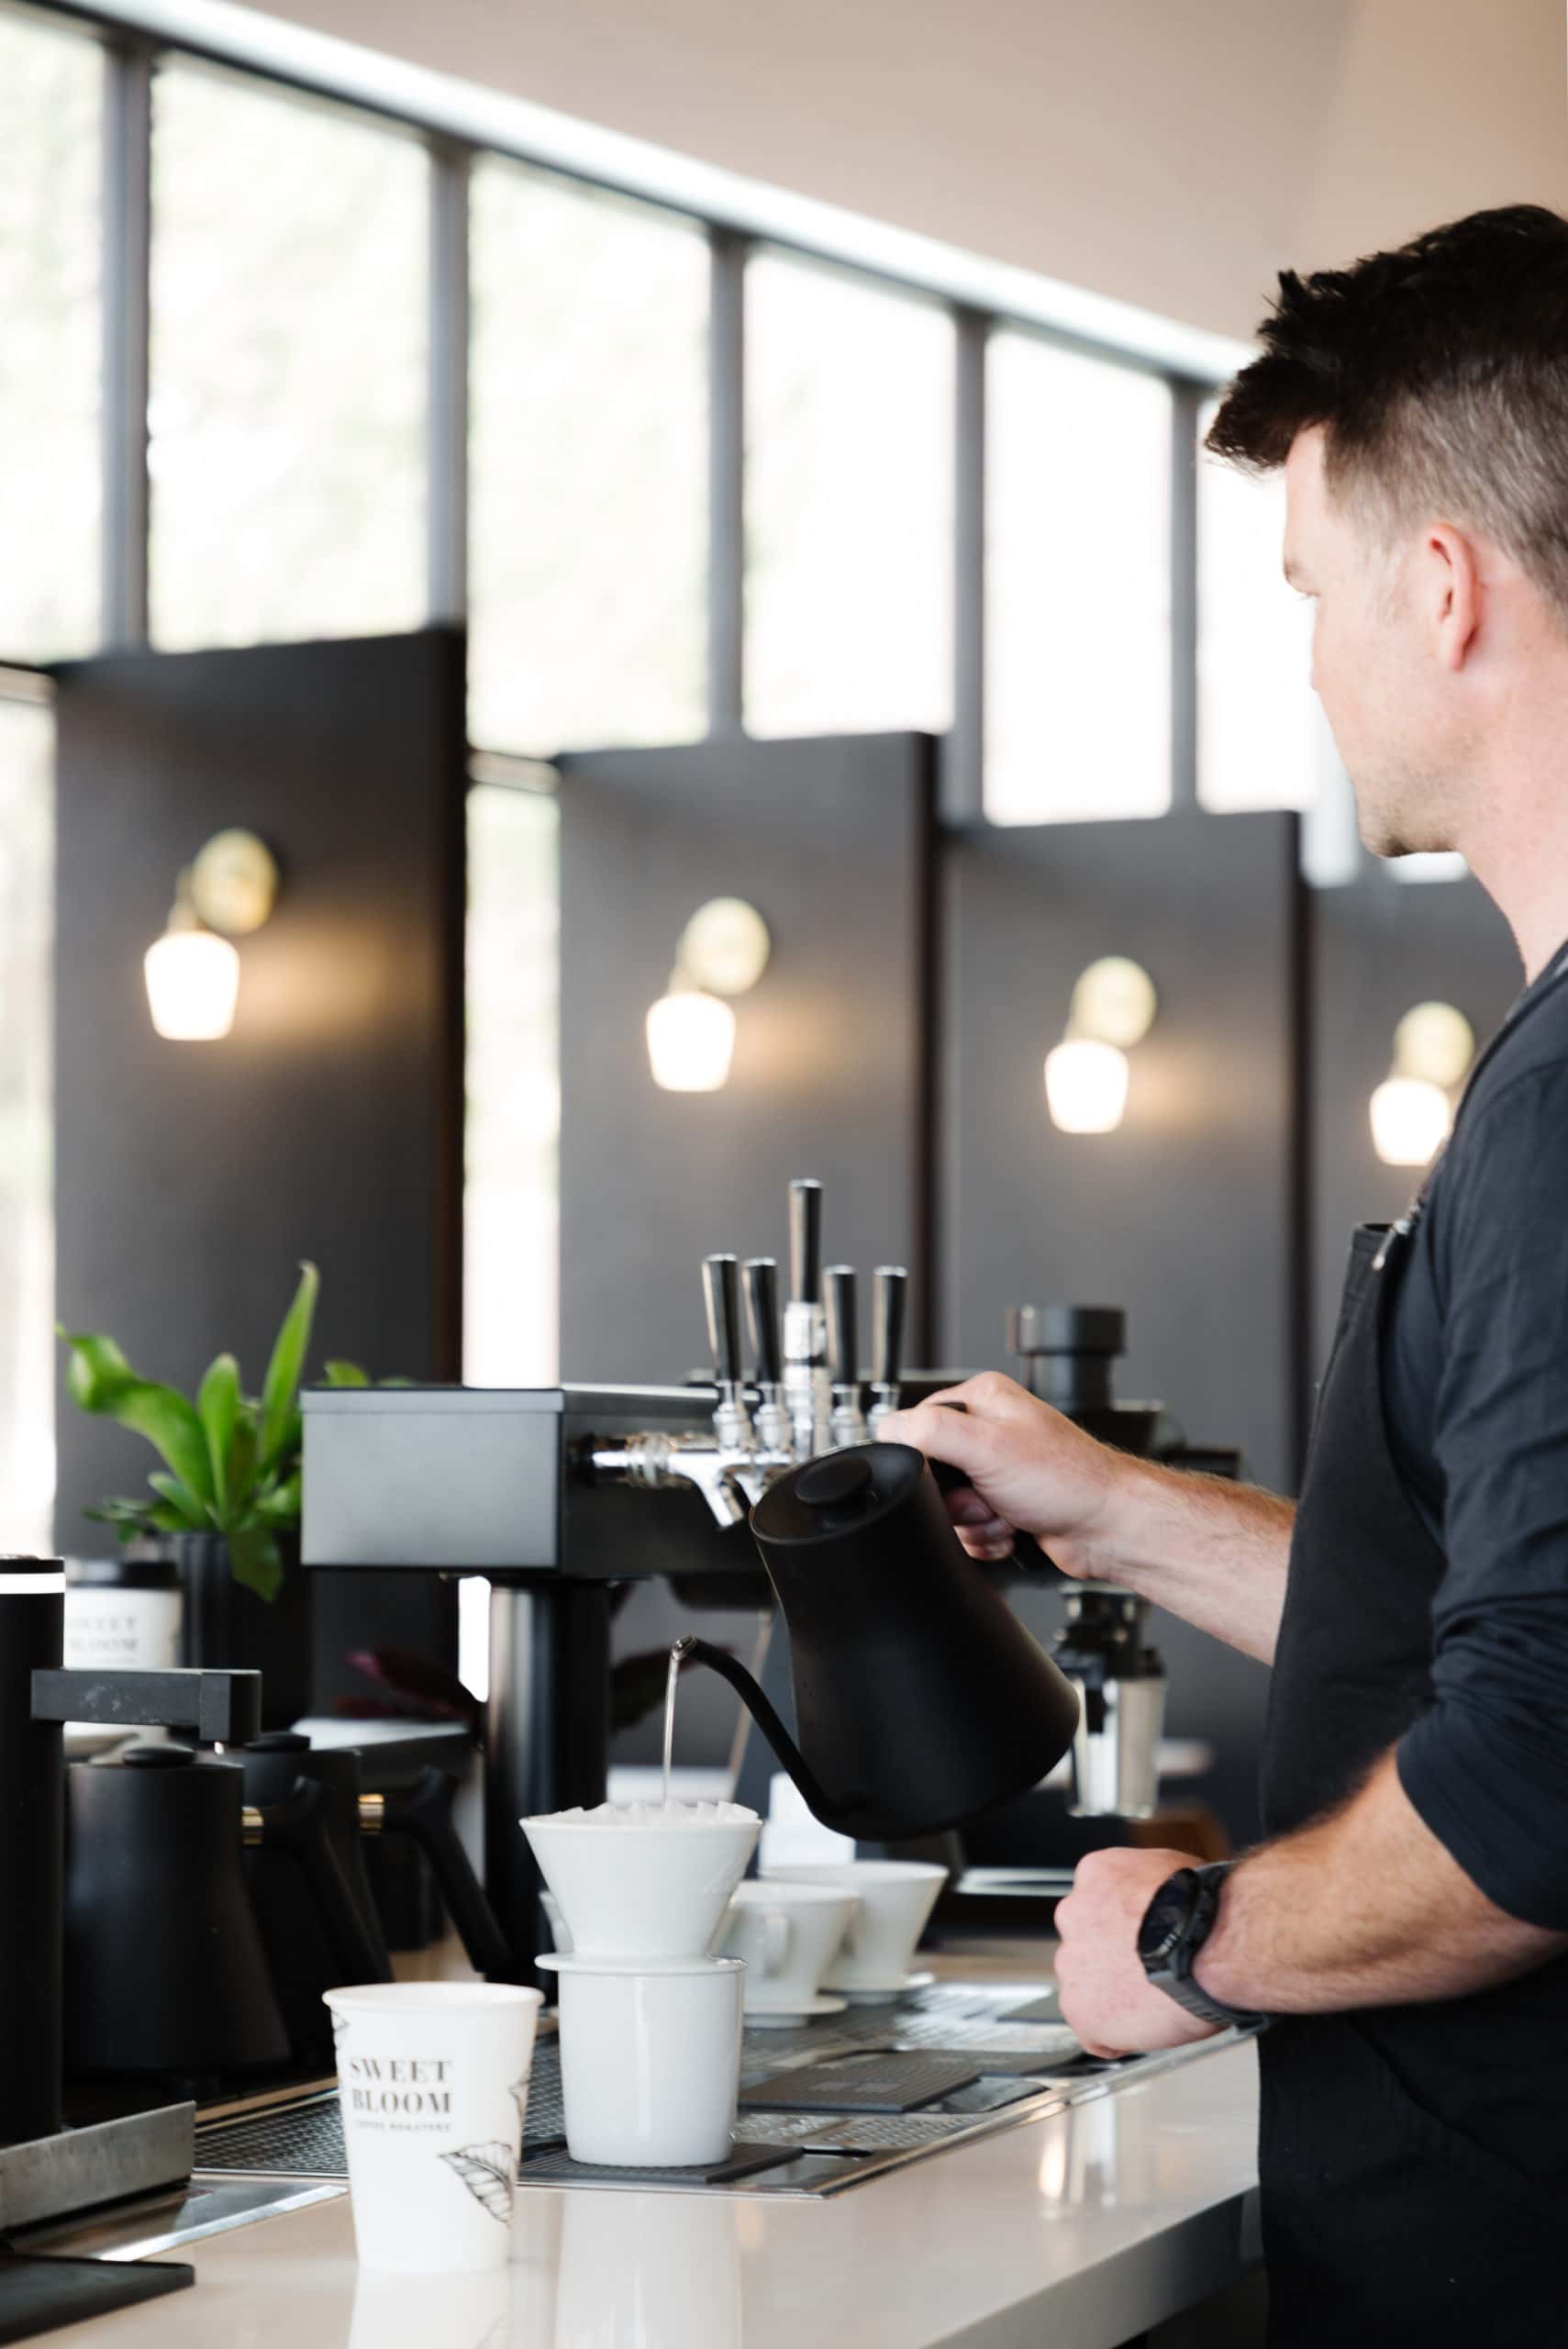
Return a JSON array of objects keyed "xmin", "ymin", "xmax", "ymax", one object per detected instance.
[
  {"xmin": 1045, "ymin": 956, "xmax": 1158, "ymax": 1134},
  {"xmin": 144, "ymin": 829, "xmax": 279, "ymax": 1042},
  {"xmin": 646, "ymin": 896, "xmax": 772, "ymax": 1093},
  {"xmin": 1370, "ymin": 1001, "xmax": 1474, "ymax": 1166}
]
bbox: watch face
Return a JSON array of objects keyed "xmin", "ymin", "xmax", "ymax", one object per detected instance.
[{"xmin": 1138, "ymin": 1872, "xmax": 1196, "ymax": 1967}]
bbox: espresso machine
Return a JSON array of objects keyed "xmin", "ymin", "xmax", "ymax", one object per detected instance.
[{"xmin": 303, "ymin": 1178, "xmax": 1237, "ymax": 1979}]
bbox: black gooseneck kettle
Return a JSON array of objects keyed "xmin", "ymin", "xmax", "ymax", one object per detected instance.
[{"xmin": 678, "ymin": 1442, "xmax": 1080, "ymax": 1840}]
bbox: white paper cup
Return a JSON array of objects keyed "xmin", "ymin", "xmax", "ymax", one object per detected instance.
[
  {"xmin": 762, "ymin": 1861, "xmax": 945, "ymax": 1990},
  {"xmin": 715, "ymin": 1880, "xmax": 857, "ymax": 2011},
  {"xmin": 325, "ymin": 1981, "xmax": 543, "ymax": 2274},
  {"xmin": 521, "ymin": 1806, "xmax": 759, "ymax": 1958},
  {"xmin": 539, "ymin": 1953, "xmax": 744, "ymax": 2167}
]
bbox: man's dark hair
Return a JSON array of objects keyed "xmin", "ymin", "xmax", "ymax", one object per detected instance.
[{"xmin": 1207, "ymin": 205, "xmax": 1568, "ymax": 619}]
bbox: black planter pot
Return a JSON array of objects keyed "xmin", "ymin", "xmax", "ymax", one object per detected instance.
[{"xmin": 173, "ymin": 1531, "xmax": 313, "ymax": 1730}]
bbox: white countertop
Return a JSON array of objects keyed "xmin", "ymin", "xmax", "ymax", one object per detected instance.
[{"xmin": 50, "ymin": 2027, "xmax": 1260, "ymax": 2349}]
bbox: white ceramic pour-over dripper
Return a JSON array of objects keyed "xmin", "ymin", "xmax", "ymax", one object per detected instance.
[{"xmin": 520, "ymin": 1806, "xmax": 760, "ymax": 1958}]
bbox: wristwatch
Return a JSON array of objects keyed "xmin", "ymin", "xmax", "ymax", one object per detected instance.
[{"xmin": 1137, "ymin": 1863, "xmax": 1268, "ymax": 2031}]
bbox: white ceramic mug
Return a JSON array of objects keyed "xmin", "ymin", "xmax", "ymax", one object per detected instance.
[
  {"xmin": 539, "ymin": 1953, "xmax": 744, "ymax": 2167},
  {"xmin": 715, "ymin": 1880, "xmax": 857, "ymax": 2012},
  {"xmin": 325, "ymin": 1981, "xmax": 543, "ymax": 2274},
  {"xmin": 762, "ymin": 1860, "xmax": 945, "ymax": 1990},
  {"xmin": 521, "ymin": 1807, "xmax": 759, "ymax": 1958}
]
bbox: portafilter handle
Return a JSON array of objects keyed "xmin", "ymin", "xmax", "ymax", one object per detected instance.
[
  {"xmin": 702, "ymin": 1253, "xmax": 746, "ymax": 1389},
  {"xmin": 788, "ymin": 1178, "xmax": 823, "ymax": 1306},
  {"xmin": 743, "ymin": 1256, "xmax": 783, "ymax": 1387},
  {"xmin": 824, "ymin": 1265, "xmax": 858, "ymax": 1388},
  {"xmin": 868, "ymin": 1265, "xmax": 908, "ymax": 1436}
]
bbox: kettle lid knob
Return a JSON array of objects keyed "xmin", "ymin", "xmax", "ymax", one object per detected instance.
[
  {"xmin": 795, "ymin": 1454, "xmax": 873, "ymax": 1513},
  {"xmin": 122, "ymin": 1742, "xmax": 196, "ymax": 1768}
]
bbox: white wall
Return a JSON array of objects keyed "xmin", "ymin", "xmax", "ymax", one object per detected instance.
[{"xmin": 252, "ymin": 0, "xmax": 1567, "ymax": 342}]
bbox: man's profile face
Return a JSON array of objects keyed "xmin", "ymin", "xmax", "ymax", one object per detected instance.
[{"xmin": 1282, "ymin": 425, "xmax": 1465, "ymax": 859}]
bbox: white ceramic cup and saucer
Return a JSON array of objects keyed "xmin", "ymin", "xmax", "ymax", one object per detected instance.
[
  {"xmin": 520, "ymin": 1803, "xmax": 760, "ymax": 1959},
  {"xmin": 714, "ymin": 1879, "xmax": 857, "ymax": 2024},
  {"xmin": 762, "ymin": 1860, "xmax": 945, "ymax": 1998}
]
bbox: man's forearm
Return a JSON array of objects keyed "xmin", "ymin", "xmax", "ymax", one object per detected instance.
[
  {"xmin": 1060, "ymin": 1455, "xmax": 1296, "ymax": 1665},
  {"xmin": 1195, "ymin": 1753, "xmax": 1566, "ymax": 2012}
]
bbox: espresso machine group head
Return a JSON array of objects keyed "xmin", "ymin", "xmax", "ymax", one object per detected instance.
[{"xmin": 302, "ymin": 1178, "xmax": 1237, "ymax": 1976}]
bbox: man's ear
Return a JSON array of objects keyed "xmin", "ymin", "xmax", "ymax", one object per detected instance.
[{"xmin": 1427, "ymin": 524, "xmax": 1484, "ymax": 672}]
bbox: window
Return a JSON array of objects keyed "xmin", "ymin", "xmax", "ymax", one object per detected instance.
[
  {"xmin": 0, "ymin": 694, "xmax": 55, "ymax": 1551},
  {"xmin": 985, "ymin": 332, "xmax": 1172, "ymax": 823},
  {"xmin": 469, "ymin": 161, "xmax": 708, "ymax": 757},
  {"xmin": 149, "ymin": 61, "xmax": 428, "ymax": 649},
  {"xmin": 0, "ymin": 11, "xmax": 101, "ymax": 662},
  {"xmin": 1196, "ymin": 415, "xmax": 1317, "ymax": 810},
  {"xmin": 744, "ymin": 251, "xmax": 954, "ymax": 738},
  {"xmin": 464, "ymin": 778, "xmax": 560, "ymax": 1386}
]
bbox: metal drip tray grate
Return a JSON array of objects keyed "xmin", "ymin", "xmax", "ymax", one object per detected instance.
[{"xmin": 193, "ymin": 1983, "xmax": 1247, "ymax": 2200}]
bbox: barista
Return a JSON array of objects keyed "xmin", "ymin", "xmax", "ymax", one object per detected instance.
[{"xmin": 884, "ymin": 206, "xmax": 1568, "ymax": 2347}]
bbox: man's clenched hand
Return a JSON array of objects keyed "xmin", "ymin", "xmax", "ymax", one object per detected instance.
[{"xmin": 1053, "ymin": 1847, "xmax": 1223, "ymax": 2059}]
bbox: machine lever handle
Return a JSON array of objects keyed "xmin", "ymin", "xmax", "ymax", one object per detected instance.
[
  {"xmin": 744, "ymin": 1257, "xmax": 783, "ymax": 1386},
  {"xmin": 788, "ymin": 1179, "xmax": 822, "ymax": 1306},
  {"xmin": 825, "ymin": 1266, "xmax": 858, "ymax": 1388},
  {"xmin": 871, "ymin": 1265, "xmax": 907, "ymax": 1388},
  {"xmin": 703, "ymin": 1253, "xmax": 745, "ymax": 1387}
]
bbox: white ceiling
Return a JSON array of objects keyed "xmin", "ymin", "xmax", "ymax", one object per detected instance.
[{"xmin": 241, "ymin": 0, "xmax": 1568, "ymax": 342}]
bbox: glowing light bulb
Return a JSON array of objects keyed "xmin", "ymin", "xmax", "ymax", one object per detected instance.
[
  {"xmin": 144, "ymin": 928, "xmax": 240, "ymax": 1041},
  {"xmin": 1370, "ymin": 1075, "xmax": 1451, "ymax": 1167},
  {"xmin": 646, "ymin": 989, "xmax": 736, "ymax": 1092},
  {"xmin": 1044, "ymin": 1038, "xmax": 1129, "ymax": 1134}
]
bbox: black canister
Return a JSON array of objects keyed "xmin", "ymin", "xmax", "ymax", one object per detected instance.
[{"xmin": 64, "ymin": 1744, "xmax": 291, "ymax": 2077}]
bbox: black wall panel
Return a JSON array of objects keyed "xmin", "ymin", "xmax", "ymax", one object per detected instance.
[
  {"xmin": 52, "ymin": 631, "xmax": 466, "ymax": 1699},
  {"xmin": 557, "ymin": 733, "xmax": 935, "ymax": 1379},
  {"xmin": 940, "ymin": 808, "xmax": 1304, "ymax": 1839},
  {"xmin": 557, "ymin": 733, "xmax": 933, "ymax": 1772},
  {"xmin": 1309, "ymin": 863, "xmax": 1518, "ymax": 1376}
]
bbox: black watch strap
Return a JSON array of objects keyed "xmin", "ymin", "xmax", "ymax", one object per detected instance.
[{"xmin": 1138, "ymin": 1862, "xmax": 1268, "ymax": 2032}]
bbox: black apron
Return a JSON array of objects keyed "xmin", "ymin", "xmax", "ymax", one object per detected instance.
[{"xmin": 1259, "ymin": 1216, "xmax": 1568, "ymax": 2343}]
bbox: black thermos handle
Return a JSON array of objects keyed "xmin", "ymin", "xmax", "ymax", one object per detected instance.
[
  {"xmin": 258, "ymin": 1781, "xmax": 392, "ymax": 1987},
  {"xmin": 384, "ymin": 1766, "xmax": 515, "ymax": 1980}
]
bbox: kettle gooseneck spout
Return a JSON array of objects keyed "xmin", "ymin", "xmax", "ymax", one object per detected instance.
[{"xmin": 672, "ymin": 1636, "xmax": 865, "ymax": 1827}]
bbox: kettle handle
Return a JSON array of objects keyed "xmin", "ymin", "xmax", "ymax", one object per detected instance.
[
  {"xmin": 674, "ymin": 1637, "xmax": 864, "ymax": 1830},
  {"xmin": 257, "ymin": 1781, "xmax": 393, "ymax": 1986},
  {"xmin": 383, "ymin": 1765, "xmax": 515, "ymax": 1981}
]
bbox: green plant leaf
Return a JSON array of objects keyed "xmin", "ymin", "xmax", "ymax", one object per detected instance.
[
  {"xmin": 228, "ymin": 1522, "xmax": 284, "ymax": 1604},
  {"xmin": 102, "ymin": 1380, "xmax": 217, "ymax": 1510},
  {"xmin": 254, "ymin": 1472, "xmax": 301, "ymax": 1527},
  {"xmin": 197, "ymin": 1353, "xmax": 239, "ymax": 1516},
  {"xmin": 322, "ymin": 1360, "xmax": 369, "ymax": 1387},
  {"xmin": 147, "ymin": 1471, "xmax": 211, "ymax": 1530},
  {"xmin": 60, "ymin": 1330, "xmax": 136, "ymax": 1414},
  {"xmin": 227, "ymin": 1407, "xmax": 259, "ymax": 1511},
  {"xmin": 83, "ymin": 1497, "xmax": 160, "ymax": 1528},
  {"xmin": 260, "ymin": 1263, "xmax": 318, "ymax": 1472}
]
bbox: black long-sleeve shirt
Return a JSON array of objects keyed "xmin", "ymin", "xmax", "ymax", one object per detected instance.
[{"xmin": 1386, "ymin": 945, "xmax": 1568, "ymax": 1931}]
